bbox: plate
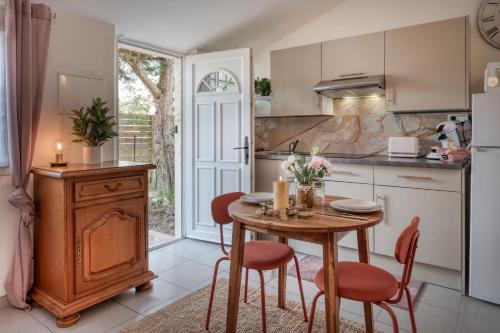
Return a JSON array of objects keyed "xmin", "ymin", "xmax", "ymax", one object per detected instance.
[
  {"xmin": 240, "ymin": 192, "xmax": 273, "ymax": 204},
  {"xmin": 334, "ymin": 199, "xmax": 377, "ymax": 210},
  {"xmin": 329, "ymin": 200, "xmax": 382, "ymax": 214}
]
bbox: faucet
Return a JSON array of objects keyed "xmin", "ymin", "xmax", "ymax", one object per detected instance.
[{"xmin": 288, "ymin": 139, "xmax": 299, "ymax": 154}]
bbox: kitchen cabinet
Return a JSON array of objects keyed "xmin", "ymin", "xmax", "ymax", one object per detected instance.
[
  {"xmin": 30, "ymin": 162, "xmax": 155, "ymax": 327},
  {"xmin": 322, "ymin": 32, "xmax": 384, "ymax": 80},
  {"xmin": 270, "ymin": 43, "xmax": 323, "ymax": 116},
  {"xmin": 385, "ymin": 17, "xmax": 469, "ymax": 112},
  {"xmin": 373, "ymin": 185, "xmax": 461, "ymax": 270}
]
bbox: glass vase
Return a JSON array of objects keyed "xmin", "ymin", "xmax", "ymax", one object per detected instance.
[
  {"xmin": 313, "ymin": 181, "xmax": 326, "ymax": 210},
  {"xmin": 296, "ymin": 183, "xmax": 314, "ymax": 208}
]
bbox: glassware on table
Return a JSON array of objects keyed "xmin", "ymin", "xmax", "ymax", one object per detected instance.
[{"xmin": 313, "ymin": 181, "xmax": 326, "ymax": 210}]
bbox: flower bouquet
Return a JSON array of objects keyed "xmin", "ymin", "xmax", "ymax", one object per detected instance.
[{"xmin": 281, "ymin": 147, "xmax": 333, "ymax": 208}]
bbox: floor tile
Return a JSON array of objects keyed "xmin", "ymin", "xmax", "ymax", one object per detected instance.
[
  {"xmin": 160, "ymin": 239, "xmax": 218, "ymax": 260},
  {"xmin": 267, "ymin": 275, "xmax": 319, "ymax": 300},
  {"xmin": 148, "ymin": 249, "xmax": 188, "ymax": 274},
  {"xmin": 105, "ymin": 314, "xmax": 144, "ymax": 333},
  {"xmin": 158, "ymin": 260, "xmax": 215, "ymax": 289},
  {"xmin": 0, "ymin": 306, "xmax": 45, "ymax": 333},
  {"xmin": 460, "ymin": 296, "xmax": 500, "ymax": 324},
  {"xmin": 114, "ymin": 278, "xmax": 188, "ymax": 313},
  {"xmin": 190, "ymin": 248, "xmax": 230, "ymax": 271},
  {"xmin": 418, "ymin": 283, "xmax": 463, "ymax": 312},
  {"xmin": 377, "ymin": 301, "xmax": 458, "ymax": 333},
  {"xmin": 42, "ymin": 299, "xmax": 138, "ymax": 333},
  {"xmin": 141, "ymin": 289, "xmax": 193, "ymax": 316},
  {"xmin": 19, "ymin": 323, "xmax": 52, "ymax": 333},
  {"xmin": 456, "ymin": 312, "xmax": 500, "ymax": 333}
]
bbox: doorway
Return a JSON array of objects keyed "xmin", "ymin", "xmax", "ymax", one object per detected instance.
[{"xmin": 117, "ymin": 43, "xmax": 182, "ymax": 249}]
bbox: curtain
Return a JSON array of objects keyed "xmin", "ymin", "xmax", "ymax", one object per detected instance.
[
  {"xmin": 0, "ymin": 11, "xmax": 7, "ymax": 168},
  {"xmin": 4, "ymin": 0, "xmax": 51, "ymax": 309}
]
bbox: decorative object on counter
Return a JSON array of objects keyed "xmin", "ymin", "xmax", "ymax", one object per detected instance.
[
  {"xmin": 273, "ymin": 177, "xmax": 289, "ymax": 220},
  {"xmin": 254, "ymin": 77, "xmax": 271, "ymax": 99},
  {"xmin": 70, "ymin": 97, "xmax": 118, "ymax": 164},
  {"xmin": 281, "ymin": 147, "xmax": 333, "ymax": 208},
  {"xmin": 50, "ymin": 139, "xmax": 68, "ymax": 167}
]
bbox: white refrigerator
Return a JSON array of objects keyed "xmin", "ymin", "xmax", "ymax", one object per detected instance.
[{"xmin": 469, "ymin": 93, "xmax": 500, "ymax": 304}]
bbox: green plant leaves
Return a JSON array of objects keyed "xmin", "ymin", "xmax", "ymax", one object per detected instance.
[
  {"xmin": 254, "ymin": 77, "xmax": 271, "ymax": 96},
  {"xmin": 70, "ymin": 97, "xmax": 118, "ymax": 147}
]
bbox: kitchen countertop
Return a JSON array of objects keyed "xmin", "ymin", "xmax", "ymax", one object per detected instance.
[{"xmin": 255, "ymin": 151, "xmax": 469, "ymax": 169}]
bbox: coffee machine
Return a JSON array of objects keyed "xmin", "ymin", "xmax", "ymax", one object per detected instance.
[{"xmin": 426, "ymin": 121, "xmax": 462, "ymax": 160}]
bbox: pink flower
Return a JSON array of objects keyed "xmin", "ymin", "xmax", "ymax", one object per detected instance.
[{"xmin": 310, "ymin": 156, "xmax": 323, "ymax": 169}]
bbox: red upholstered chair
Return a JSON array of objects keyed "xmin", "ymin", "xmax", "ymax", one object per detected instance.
[
  {"xmin": 205, "ymin": 192, "xmax": 308, "ymax": 332},
  {"xmin": 307, "ymin": 217, "xmax": 420, "ymax": 333}
]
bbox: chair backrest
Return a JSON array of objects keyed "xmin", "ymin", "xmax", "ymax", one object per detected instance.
[
  {"xmin": 392, "ymin": 217, "xmax": 420, "ymax": 301},
  {"xmin": 211, "ymin": 192, "xmax": 245, "ymax": 255}
]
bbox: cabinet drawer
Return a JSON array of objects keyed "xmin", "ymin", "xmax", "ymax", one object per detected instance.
[
  {"xmin": 325, "ymin": 164, "xmax": 373, "ymax": 184},
  {"xmin": 74, "ymin": 176, "xmax": 144, "ymax": 201},
  {"xmin": 374, "ymin": 166, "xmax": 461, "ymax": 192}
]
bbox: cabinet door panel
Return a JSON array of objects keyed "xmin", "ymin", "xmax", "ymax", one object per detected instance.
[
  {"xmin": 325, "ymin": 181, "xmax": 374, "ymax": 250},
  {"xmin": 271, "ymin": 43, "xmax": 322, "ymax": 116},
  {"xmin": 385, "ymin": 17, "xmax": 467, "ymax": 112},
  {"xmin": 74, "ymin": 198, "xmax": 146, "ymax": 297},
  {"xmin": 322, "ymin": 32, "xmax": 384, "ymax": 80},
  {"xmin": 374, "ymin": 186, "xmax": 461, "ymax": 270}
]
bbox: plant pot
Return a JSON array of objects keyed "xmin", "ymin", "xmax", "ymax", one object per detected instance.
[
  {"xmin": 82, "ymin": 146, "xmax": 103, "ymax": 164},
  {"xmin": 296, "ymin": 183, "xmax": 314, "ymax": 208}
]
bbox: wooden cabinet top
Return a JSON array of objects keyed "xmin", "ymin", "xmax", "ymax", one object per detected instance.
[{"xmin": 31, "ymin": 161, "xmax": 155, "ymax": 178}]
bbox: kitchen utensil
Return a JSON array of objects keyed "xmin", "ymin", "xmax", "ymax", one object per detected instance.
[
  {"xmin": 330, "ymin": 200, "xmax": 382, "ymax": 213},
  {"xmin": 240, "ymin": 192, "xmax": 274, "ymax": 204}
]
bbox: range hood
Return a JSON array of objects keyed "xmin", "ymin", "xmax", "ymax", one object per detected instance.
[{"xmin": 313, "ymin": 75, "xmax": 385, "ymax": 98}]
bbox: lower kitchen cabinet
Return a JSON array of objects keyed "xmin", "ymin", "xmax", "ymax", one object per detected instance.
[
  {"xmin": 325, "ymin": 180, "xmax": 374, "ymax": 250},
  {"xmin": 373, "ymin": 185, "xmax": 462, "ymax": 270}
]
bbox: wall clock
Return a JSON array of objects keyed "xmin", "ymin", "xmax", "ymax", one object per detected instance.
[{"xmin": 479, "ymin": 0, "xmax": 500, "ymax": 48}]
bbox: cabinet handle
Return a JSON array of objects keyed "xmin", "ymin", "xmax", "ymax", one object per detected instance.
[
  {"xmin": 397, "ymin": 175, "xmax": 434, "ymax": 181},
  {"xmin": 333, "ymin": 170, "xmax": 359, "ymax": 176},
  {"xmin": 76, "ymin": 238, "xmax": 82, "ymax": 266},
  {"xmin": 339, "ymin": 72, "xmax": 365, "ymax": 78},
  {"xmin": 104, "ymin": 182, "xmax": 122, "ymax": 192}
]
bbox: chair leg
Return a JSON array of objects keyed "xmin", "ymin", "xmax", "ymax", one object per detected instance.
[
  {"xmin": 405, "ymin": 286, "xmax": 418, "ymax": 333},
  {"xmin": 258, "ymin": 270, "xmax": 267, "ymax": 333},
  {"xmin": 293, "ymin": 255, "xmax": 308, "ymax": 322},
  {"xmin": 205, "ymin": 257, "xmax": 227, "ymax": 330},
  {"xmin": 378, "ymin": 302, "xmax": 399, "ymax": 333},
  {"xmin": 307, "ymin": 291, "xmax": 324, "ymax": 333},
  {"xmin": 244, "ymin": 268, "xmax": 249, "ymax": 303}
]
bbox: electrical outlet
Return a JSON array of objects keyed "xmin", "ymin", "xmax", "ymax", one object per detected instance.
[{"xmin": 448, "ymin": 114, "xmax": 470, "ymax": 124}]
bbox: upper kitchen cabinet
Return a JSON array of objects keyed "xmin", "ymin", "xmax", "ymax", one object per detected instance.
[
  {"xmin": 385, "ymin": 17, "xmax": 469, "ymax": 112},
  {"xmin": 322, "ymin": 32, "xmax": 384, "ymax": 80},
  {"xmin": 270, "ymin": 43, "xmax": 323, "ymax": 116}
]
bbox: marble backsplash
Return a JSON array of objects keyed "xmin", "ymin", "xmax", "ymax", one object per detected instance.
[{"xmin": 255, "ymin": 96, "xmax": 471, "ymax": 155}]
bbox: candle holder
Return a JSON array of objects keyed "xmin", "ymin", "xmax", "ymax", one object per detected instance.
[{"xmin": 50, "ymin": 139, "xmax": 68, "ymax": 167}]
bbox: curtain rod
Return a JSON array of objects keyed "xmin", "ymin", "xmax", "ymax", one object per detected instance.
[{"xmin": 117, "ymin": 36, "xmax": 185, "ymax": 58}]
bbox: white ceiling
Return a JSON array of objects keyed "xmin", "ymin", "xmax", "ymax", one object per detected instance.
[{"xmin": 41, "ymin": 0, "xmax": 346, "ymax": 54}]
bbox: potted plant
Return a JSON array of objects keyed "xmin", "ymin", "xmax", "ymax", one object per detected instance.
[
  {"xmin": 254, "ymin": 77, "xmax": 271, "ymax": 100},
  {"xmin": 71, "ymin": 97, "xmax": 118, "ymax": 164},
  {"xmin": 281, "ymin": 147, "xmax": 333, "ymax": 208}
]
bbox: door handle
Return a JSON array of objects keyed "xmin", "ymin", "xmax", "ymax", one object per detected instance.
[{"xmin": 234, "ymin": 136, "xmax": 249, "ymax": 165}]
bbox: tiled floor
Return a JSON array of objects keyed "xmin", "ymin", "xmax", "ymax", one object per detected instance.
[{"xmin": 2, "ymin": 238, "xmax": 500, "ymax": 333}]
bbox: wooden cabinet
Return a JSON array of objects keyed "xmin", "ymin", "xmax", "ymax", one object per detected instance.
[
  {"xmin": 270, "ymin": 43, "xmax": 322, "ymax": 116},
  {"xmin": 31, "ymin": 162, "xmax": 156, "ymax": 327},
  {"xmin": 385, "ymin": 17, "xmax": 469, "ymax": 112},
  {"xmin": 373, "ymin": 185, "xmax": 462, "ymax": 270},
  {"xmin": 322, "ymin": 32, "xmax": 384, "ymax": 80}
]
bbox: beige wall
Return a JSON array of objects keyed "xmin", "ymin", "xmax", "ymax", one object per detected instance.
[
  {"xmin": 254, "ymin": 0, "xmax": 500, "ymax": 94},
  {"xmin": 0, "ymin": 7, "xmax": 115, "ymax": 297}
]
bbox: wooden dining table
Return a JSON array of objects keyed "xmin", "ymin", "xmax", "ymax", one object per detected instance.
[{"xmin": 225, "ymin": 195, "xmax": 384, "ymax": 333}]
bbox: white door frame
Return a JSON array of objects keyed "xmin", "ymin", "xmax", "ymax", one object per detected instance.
[{"xmin": 182, "ymin": 48, "xmax": 253, "ymax": 242}]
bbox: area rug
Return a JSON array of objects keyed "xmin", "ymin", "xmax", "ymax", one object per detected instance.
[
  {"xmin": 121, "ymin": 278, "xmax": 382, "ymax": 333},
  {"xmin": 287, "ymin": 255, "xmax": 423, "ymax": 310}
]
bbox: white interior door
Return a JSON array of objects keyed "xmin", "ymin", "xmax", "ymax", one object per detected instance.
[{"xmin": 184, "ymin": 48, "xmax": 252, "ymax": 243}]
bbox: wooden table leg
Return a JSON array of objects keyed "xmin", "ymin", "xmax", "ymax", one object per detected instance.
[
  {"xmin": 278, "ymin": 236, "xmax": 288, "ymax": 309},
  {"xmin": 357, "ymin": 229, "xmax": 374, "ymax": 333},
  {"xmin": 226, "ymin": 220, "xmax": 246, "ymax": 333},
  {"xmin": 323, "ymin": 232, "xmax": 339, "ymax": 333}
]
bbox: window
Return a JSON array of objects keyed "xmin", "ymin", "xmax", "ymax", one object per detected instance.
[
  {"xmin": 0, "ymin": 12, "xmax": 7, "ymax": 168},
  {"xmin": 197, "ymin": 70, "xmax": 238, "ymax": 94}
]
